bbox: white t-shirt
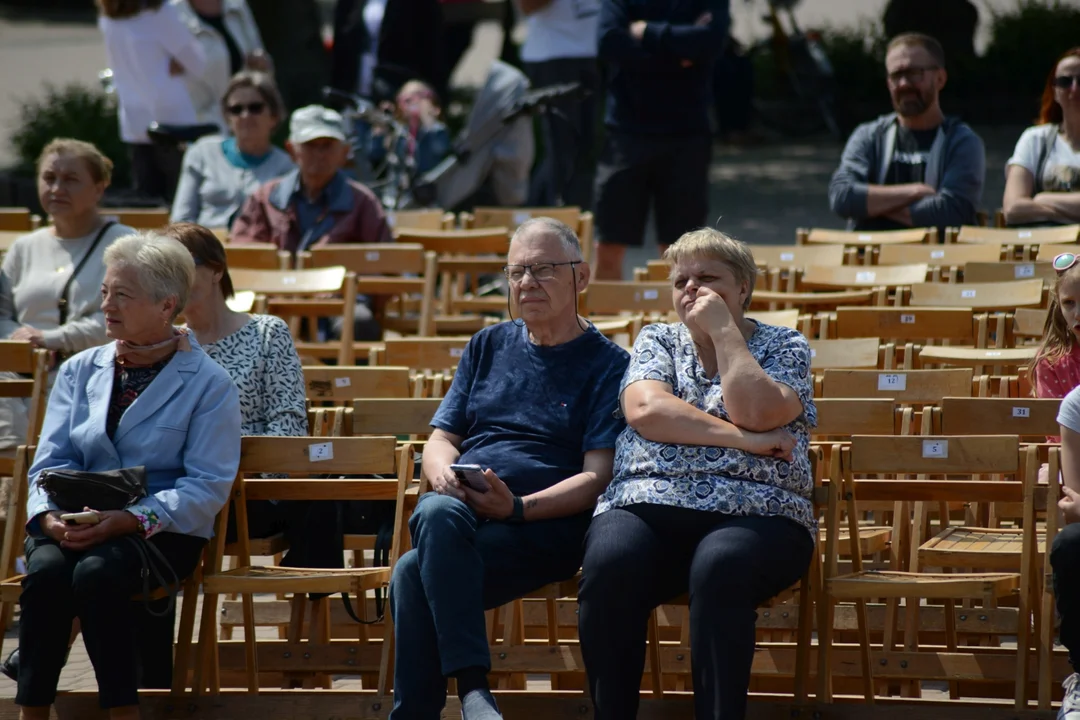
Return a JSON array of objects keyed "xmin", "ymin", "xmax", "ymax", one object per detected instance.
[
  {"xmin": 1059, "ymin": 384, "xmax": 1080, "ymax": 434},
  {"xmin": 521, "ymin": 0, "xmax": 600, "ymax": 63},
  {"xmin": 1007, "ymin": 124, "xmax": 1080, "ymax": 192},
  {"xmin": 98, "ymin": 4, "xmax": 207, "ymax": 144}
]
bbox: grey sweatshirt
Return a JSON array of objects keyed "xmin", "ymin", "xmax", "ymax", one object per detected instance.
[
  {"xmin": 170, "ymin": 135, "xmax": 295, "ymax": 229},
  {"xmin": 828, "ymin": 113, "xmax": 986, "ymax": 230},
  {"xmin": 0, "ymin": 222, "xmax": 135, "ymax": 355}
]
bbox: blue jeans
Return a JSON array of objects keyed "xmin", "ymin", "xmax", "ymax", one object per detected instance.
[{"xmin": 388, "ymin": 492, "xmax": 591, "ymax": 719}]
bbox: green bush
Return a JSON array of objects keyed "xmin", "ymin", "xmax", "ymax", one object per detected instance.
[
  {"xmin": 981, "ymin": 0, "xmax": 1080, "ymax": 120},
  {"xmin": 8, "ymin": 83, "xmax": 129, "ymax": 187}
]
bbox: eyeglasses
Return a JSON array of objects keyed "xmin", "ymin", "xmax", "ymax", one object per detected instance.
[
  {"xmin": 502, "ymin": 261, "xmax": 578, "ymax": 283},
  {"xmin": 886, "ymin": 65, "xmax": 939, "ymax": 85},
  {"xmin": 1054, "ymin": 253, "xmax": 1079, "ymax": 274},
  {"xmin": 226, "ymin": 101, "xmax": 267, "ymax": 116},
  {"xmin": 1054, "ymin": 75, "xmax": 1080, "ymax": 90}
]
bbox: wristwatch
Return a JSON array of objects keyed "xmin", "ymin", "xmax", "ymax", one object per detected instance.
[{"xmin": 508, "ymin": 495, "xmax": 525, "ymax": 524}]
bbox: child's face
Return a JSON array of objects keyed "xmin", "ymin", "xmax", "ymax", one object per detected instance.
[
  {"xmin": 1059, "ymin": 271, "xmax": 1080, "ymax": 340},
  {"xmin": 398, "ymin": 88, "xmax": 433, "ymax": 121}
]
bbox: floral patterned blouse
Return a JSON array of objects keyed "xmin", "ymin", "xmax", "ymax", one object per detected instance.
[{"xmin": 595, "ymin": 321, "xmax": 818, "ymax": 535}]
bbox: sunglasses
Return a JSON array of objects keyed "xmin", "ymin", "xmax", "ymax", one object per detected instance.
[
  {"xmin": 1054, "ymin": 75, "xmax": 1080, "ymax": 90},
  {"xmin": 1054, "ymin": 253, "xmax": 1079, "ymax": 273},
  {"xmin": 226, "ymin": 101, "xmax": 266, "ymax": 116}
]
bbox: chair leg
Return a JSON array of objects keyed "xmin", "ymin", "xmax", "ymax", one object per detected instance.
[
  {"xmin": 283, "ymin": 596, "xmax": 307, "ymax": 689},
  {"xmin": 647, "ymin": 609, "xmax": 664, "ymax": 698},
  {"xmin": 242, "ymin": 590, "xmax": 259, "ymax": 693},
  {"xmin": 171, "ymin": 573, "xmax": 200, "ymax": 694}
]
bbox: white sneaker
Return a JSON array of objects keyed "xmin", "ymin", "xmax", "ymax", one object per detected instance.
[{"xmin": 1061, "ymin": 672, "xmax": 1080, "ymax": 719}]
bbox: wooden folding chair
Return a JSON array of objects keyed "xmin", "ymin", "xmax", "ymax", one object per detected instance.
[
  {"xmin": 0, "ymin": 208, "xmax": 35, "ymax": 232},
  {"xmin": 231, "ymin": 266, "xmax": 357, "ymax": 366},
  {"xmin": 1035, "ymin": 243, "xmax": 1080, "ymax": 262},
  {"xmin": 224, "ymin": 243, "xmax": 291, "ymax": 271},
  {"xmin": 299, "ymin": 243, "xmax": 438, "ymax": 339},
  {"xmin": 962, "ymin": 261, "xmax": 1055, "ymax": 285},
  {"xmin": 369, "ymin": 337, "xmax": 470, "ymax": 395},
  {"xmin": 938, "ymin": 397, "xmax": 1060, "ymax": 440},
  {"xmin": 797, "ymin": 227, "xmax": 933, "ymax": 265},
  {"xmin": 819, "ymin": 368, "xmax": 974, "ymax": 411},
  {"xmin": 1039, "ymin": 447, "xmax": 1067, "ymax": 710},
  {"xmin": 949, "ymin": 224, "xmax": 1080, "ymax": 260},
  {"xmin": 751, "ymin": 288, "xmax": 881, "ymax": 313},
  {"xmin": 101, "ymin": 207, "xmax": 170, "ymax": 229},
  {"xmin": 0, "ymin": 342, "xmax": 51, "ymax": 463},
  {"xmin": 386, "ymin": 209, "xmax": 455, "ymax": 232},
  {"xmin": 798, "ymin": 264, "xmax": 928, "ymax": 304},
  {"xmin": 192, "ymin": 436, "xmax": 416, "ymax": 694},
  {"xmin": 818, "ymin": 435, "xmax": 1040, "ymax": 708},
  {"xmin": 305, "ymin": 366, "xmax": 417, "ymax": 404},
  {"xmin": 462, "ymin": 206, "xmax": 592, "ymax": 263},
  {"xmin": 908, "ymin": 279, "xmax": 1045, "ymax": 311},
  {"xmin": 580, "ymin": 281, "xmax": 673, "ymax": 344},
  {"xmin": 877, "ymin": 243, "xmax": 1002, "ymax": 282},
  {"xmin": 834, "ymin": 306, "xmax": 985, "ymax": 348},
  {"xmin": 0, "ymin": 446, "xmax": 31, "ymax": 653},
  {"xmin": 809, "ymin": 338, "xmax": 883, "ymax": 372}
]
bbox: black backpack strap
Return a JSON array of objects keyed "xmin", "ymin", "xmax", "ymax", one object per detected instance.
[
  {"xmin": 1034, "ymin": 124, "xmax": 1059, "ymax": 195},
  {"xmin": 59, "ymin": 221, "xmax": 115, "ymax": 326},
  {"xmin": 127, "ymin": 535, "xmax": 181, "ymax": 618},
  {"xmin": 339, "ymin": 514, "xmax": 394, "ymax": 625}
]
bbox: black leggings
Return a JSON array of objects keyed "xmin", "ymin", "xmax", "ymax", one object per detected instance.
[
  {"xmin": 578, "ymin": 504, "xmax": 814, "ymax": 720},
  {"xmin": 17, "ymin": 532, "xmax": 205, "ymax": 709},
  {"xmin": 1052, "ymin": 522, "xmax": 1080, "ymax": 669}
]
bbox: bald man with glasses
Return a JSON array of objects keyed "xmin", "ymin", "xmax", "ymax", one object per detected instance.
[{"xmin": 387, "ymin": 217, "xmax": 629, "ymax": 720}]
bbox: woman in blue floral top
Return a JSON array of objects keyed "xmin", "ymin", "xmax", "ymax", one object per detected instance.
[{"xmin": 578, "ymin": 228, "xmax": 817, "ymax": 720}]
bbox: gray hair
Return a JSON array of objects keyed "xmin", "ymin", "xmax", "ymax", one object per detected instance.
[
  {"xmin": 103, "ymin": 232, "xmax": 196, "ymax": 319},
  {"xmin": 511, "ymin": 217, "xmax": 582, "ymax": 260}
]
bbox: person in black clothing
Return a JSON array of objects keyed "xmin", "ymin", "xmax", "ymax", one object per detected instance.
[{"xmin": 592, "ymin": 0, "xmax": 730, "ymax": 280}]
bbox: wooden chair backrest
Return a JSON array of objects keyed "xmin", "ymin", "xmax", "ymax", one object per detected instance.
[
  {"xmin": 1013, "ymin": 307, "xmax": 1048, "ymax": 339},
  {"xmin": 637, "ymin": 260, "xmax": 669, "ymax": 282},
  {"xmin": 0, "ymin": 342, "xmax": 49, "ymax": 450},
  {"xmin": 1035, "ymin": 243, "xmax": 1080, "ymax": 261},
  {"xmin": 351, "ymin": 398, "xmax": 442, "ymax": 436},
  {"xmin": 304, "ymin": 366, "xmax": 414, "ymax": 400},
  {"xmin": 101, "ymin": 208, "xmax": 170, "ymax": 229},
  {"xmin": 939, "ymin": 396, "xmax": 1060, "ymax": 438},
  {"xmin": 745, "ymin": 309, "xmax": 799, "ymax": 328},
  {"xmin": 372, "ymin": 337, "xmax": 470, "ymax": 371},
  {"xmin": 800, "ymin": 263, "xmax": 928, "ymax": 289},
  {"xmin": 0, "ymin": 209, "xmax": 33, "ymax": 232},
  {"xmin": 750, "ymin": 244, "xmax": 845, "ymax": 268},
  {"xmin": 953, "ymin": 224, "xmax": 1080, "ymax": 246},
  {"xmin": 917, "ymin": 346, "xmax": 1035, "ymax": 370},
  {"xmin": 238, "ymin": 435, "xmax": 399, "ymax": 476},
  {"xmin": 582, "ymin": 281, "xmax": 673, "ymax": 315},
  {"xmin": 814, "ymin": 398, "xmax": 897, "ymax": 436},
  {"xmin": 394, "ymin": 228, "xmax": 510, "ymax": 255},
  {"xmin": 877, "ymin": 243, "xmax": 1000, "ymax": 266},
  {"xmin": 224, "ymin": 243, "xmax": 289, "ymax": 270},
  {"xmin": 908, "ymin": 279, "xmax": 1044, "ymax": 310},
  {"xmin": 835, "ymin": 307, "xmax": 976, "ymax": 343},
  {"xmin": 230, "ymin": 266, "xmax": 347, "ymax": 294},
  {"xmin": 302, "ymin": 243, "xmax": 429, "ymax": 275},
  {"xmin": 848, "ymin": 434, "xmax": 1020, "ymax": 476},
  {"xmin": 809, "ymin": 338, "xmax": 881, "ymax": 370},
  {"xmin": 800, "ymin": 227, "xmax": 932, "ymax": 246},
  {"xmin": 467, "ymin": 206, "xmax": 580, "ymax": 230},
  {"xmin": 387, "ymin": 209, "xmax": 453, "ymax": 232},
  {"xmin": 962, "ymin": 261, "xmax": 1054, "ymax": 284},
  {"xmin": 820, "ymin": 368, "xmax": 973, "ymax": 404},
  {"xmin": 751, "ymin": 289, "xmax": 879, "ymax": 312}
]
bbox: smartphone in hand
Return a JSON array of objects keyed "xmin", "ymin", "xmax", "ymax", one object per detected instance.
[
  {"xmin": 449, "ymin": 463, "xmax": 491, "ymax": 494},
  {"xmin": 60, "ymin": 511, "xmax": 101, "ymax": 526}
]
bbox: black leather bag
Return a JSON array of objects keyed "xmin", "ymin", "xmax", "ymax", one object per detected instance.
[
  {"xmin": 38, "ymin": 466, "xmax": 180, "ymax": 617},
  {"xmin": 38, "ymin": 466, "xmax": 148, "ymax": 512}
]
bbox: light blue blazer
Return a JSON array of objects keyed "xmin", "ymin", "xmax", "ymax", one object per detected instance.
[{"xmin": 26, "ymin": 337, "xmax": 241, "ymax": 539}]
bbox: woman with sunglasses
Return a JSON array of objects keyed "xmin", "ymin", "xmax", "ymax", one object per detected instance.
[
  {"xmin": 170, "ymin": 70, "xmax": 294, "ymax": 230},
  {"xmin": 1003, "ymin": 47, "xmax": 1080, "ymax": 227}
]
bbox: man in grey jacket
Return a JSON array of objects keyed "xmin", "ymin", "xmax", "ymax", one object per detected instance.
[{"xmin": 828, "ymin": 33, "xmax": 985, "ymax": 232}]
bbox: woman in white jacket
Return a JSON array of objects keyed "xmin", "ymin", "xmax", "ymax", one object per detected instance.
[
  {"xmin": 172, "ymin": 0, "xmax": 273, "ymax": 133},
  {"xmin": 97, "ymin": 0, "xmax": 207, "ymax": 203}
]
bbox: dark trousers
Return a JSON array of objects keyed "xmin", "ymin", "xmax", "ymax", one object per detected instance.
[
  {"xmin": 226, "ymin": 498, "xmax": 345, "ymax": 570},
  {"xmin": 128, "ymin": 142, "xmax": 183, "ymax": 205},
  {"xmin": 1052, "ymin": 522, "xmax": 1080, "ymax": 669},
  {"xmin": 525, "ymin": 57, "xmax": 600, "ymax": 210},
  {"xmin": 578, "ymin": 504, "xmax": 814, "ymax": 720},
  {"xmin": 17, "ymin": 532, "xmax": 205, "ymax": 708},
  {"xmin": 388, "ymin": 492, "xmax": 591, "ymax": 719},
  {"xmin": 593, "ymin": 132, "xmax": 711, "ymax": 248}
]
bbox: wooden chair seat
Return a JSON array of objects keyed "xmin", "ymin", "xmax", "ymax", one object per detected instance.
[
  {"xmin": 918, "ymin": 346, "xmax": 1036, "ymax": 368},
  {"xmin": 919, "ymin": 526, "xmax": 1045, "ymax": 569},
  {"xmin": 0, "ymin": 575, "xmax": 21, "ymax": 603},
  {"xmin": 203, "ymin": 565, "xmax": 389, "ymax": 596},
  {"xmin": 825, "ymin": 525, "xmax": 892, "ymax": 556},
  {"xmin": 828, "ymin": 569, "xmax": 1019, "ymax": 600}
]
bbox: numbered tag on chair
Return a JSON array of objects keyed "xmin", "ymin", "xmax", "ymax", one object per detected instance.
[
  {"xmin": 334, "ymin": 376, "xmax": 351, "ymax": 388},
  {"xmin": 1014, "ymin": 264, "xmax": 1035, "ymax": 279},
  {"xmin": 922, "ymin": 439, "xmax": 948, "ymax": 458},
  {"xmin": 878, "ymin": 373, "xmax": 906, "ymax": 391},
  {"xmin": 309, "ymin": 442, "xmax": 334, "ymax": 462},
  {"xmin": 1012, "ymin": 406, "xmax": 1031, "ymax": 418}
]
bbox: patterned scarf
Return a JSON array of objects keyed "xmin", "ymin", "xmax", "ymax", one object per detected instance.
[{"xmin": 115, "ymin": 327, "xmax": 192, "ymax": 367}]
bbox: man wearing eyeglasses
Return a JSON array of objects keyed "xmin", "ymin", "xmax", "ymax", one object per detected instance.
[
  {"xmin": 387, "ymin": 217, "xmax": 629, "ymax": 720},
  {"xmin": 828, "ymin": 33, "xmax": 986, "ymax": 233}
]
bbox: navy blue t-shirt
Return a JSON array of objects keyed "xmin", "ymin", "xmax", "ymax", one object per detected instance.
[{"xmin": 431, "ymin": 322, "xmax": 630, "ymax": 496}]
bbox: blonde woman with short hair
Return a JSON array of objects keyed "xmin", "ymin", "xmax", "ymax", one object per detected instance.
[{"xmin": 578, "ymin": 227, "xmax": 818, "ymax": 719}]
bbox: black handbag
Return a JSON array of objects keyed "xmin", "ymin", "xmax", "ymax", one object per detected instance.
[{"xmin": 38, "ymin": 466, "xmax": 181, "ymax": 617}]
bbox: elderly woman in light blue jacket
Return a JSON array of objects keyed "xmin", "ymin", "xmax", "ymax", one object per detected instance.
[{"xmin": 17, "ymin": 231, "xmax": 240, "ymax": 720}]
